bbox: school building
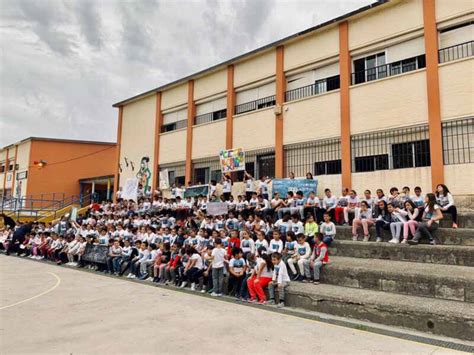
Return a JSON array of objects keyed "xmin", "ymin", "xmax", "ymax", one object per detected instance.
[
  {"xmin": 112, "ymin": 0, "xmax": 474, "ymax": 205},
  {"xmin": 0, "ymin": 137, "xmax": 117, "ymax": 204}
]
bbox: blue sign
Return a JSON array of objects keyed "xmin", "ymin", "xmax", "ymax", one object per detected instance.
[
  {"xmin": 272, "ymin": 179, "xmax": 318, "ymax": 198},
  {"xmin": 184, "ymin": 185, "xmax": 209, "ymax": 198}
]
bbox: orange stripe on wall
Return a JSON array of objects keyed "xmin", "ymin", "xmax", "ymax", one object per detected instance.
[
  {"xmin": 185, "ymin": 80, "xmax": 195, "ymax": 186},
  {"xmin": 152, "ymin": 92, "xmax": 163, "ymax": 193},
  {"xmin": 2, "ymin": 148, "xmax": 10, "ymax": 194},
  {"xmin": 423, "ymin": 0, "xmax": 444, "ymax": 190},
  {"xmin": 275, "ymin": 45, "xmax": 285, "ymax": 178},
  {"xmin": 113, "ymin": 106, "xmax": 123, "ymax": 202},
  {"xmin": 339, "ymin": 21, "xmax": 352, "ymax": 189},
  {"xmin": 10, "ymin": 145, "xmax": 18, "ymax": 195},
  {"xmin": 226, "ymin": 65, "xmax": 235, "ymax": 150}
]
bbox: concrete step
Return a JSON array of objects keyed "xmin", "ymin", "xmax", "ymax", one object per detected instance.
[
  {"xmin": 320, "ymin": 256, "xmax": 474, "ymax": 303},
  {"xmin": 440, "ymin": 212, "xmax": 474, "ymax": 229},
  {"xmin": 286, "ymin": 283, "xmax": 474, "ymax": 341},
  {"xmin": 335, "ymin": 225, "xmax": 474, "ymax": 245},
  {"xmin": 329, "ymin": 240, "xmax": 474, "ymax": 266}
]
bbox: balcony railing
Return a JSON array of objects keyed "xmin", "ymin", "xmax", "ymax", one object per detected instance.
[
  {"xmin": 194, "ymin": 109, "xmax": 227, "ymax": 125},
  {"xmin": 234, "ymin": 95, "xmax": 276, "ymax": 115},
  {"xmin": 285, "ymin": 75, "xmax": 340, "ymax": 102},
  {"xmin": 161, "ymin": 119, "xmax": 188, "ymax": 133},
  {"xmin": 438, "ymin": 41, "xmax": 473, "ymax": 64},
  {"xmin": 351, "ymin": 54, "xmax": 426, "ymax": 85}
]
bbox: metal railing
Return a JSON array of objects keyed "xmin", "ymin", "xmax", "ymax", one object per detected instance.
[
  {"xmin": 285, "ymin": 75, "xmax": 340, "ymax": 102},
  {"xmin": 438, "ymin": 41, "xmax": 473, "ymax": 63},
  {"xmin": 351, "ymin": 54, "xmax": 426, "ymax": 85},
  {"xmin": 234, "ymin": 95, "xmax": 276, "ymax": 115},
  {"xmin": 161, "ymin": 119, "xmax": 188, "ymax": 133},
  {"xmin": 194, "ymin": 109, "xmax": 227, "ymax": 125},
  {"xmin": 442, "ymin": 117, "xmax": 473, "ymax": 165}
]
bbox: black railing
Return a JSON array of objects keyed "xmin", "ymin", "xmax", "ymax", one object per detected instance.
[
  {"xmin": 234, "ymin": 95, "xmax": 276, "ymax": 115},
  {"xmin": 442, "ymin": 117, "xmax": 473, "ymax": 165},
  {"xmin": 438, "ymin": 41, "xmax": 473, "ymax": 63},
  {"xmin": 352, "ymin": 54, "xmax": 426, "ymax": 85},
  {"xmin": 285, "ymin": 75, "xmax": 340, "ymax": 102},
  {"xmin": 194, "ymin": 109, "xmax": 227, "ymax": 125},
  {"xmin": 161, "ymin": 119, "xmax": 188, "ymax": 133}
]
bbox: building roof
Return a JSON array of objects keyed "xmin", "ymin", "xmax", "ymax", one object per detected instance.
[
  {"xmin": 2, "ymin": 137, "xmax": 116, "ymax": 150},
  {"xmin": 112, "ymin": 0, "xmax": 389, "ymax": 108}
]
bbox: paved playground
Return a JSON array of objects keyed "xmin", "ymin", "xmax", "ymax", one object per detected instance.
[{"xmin": 0, "ymin": 255, "xmax": 467, "ymax": 354}]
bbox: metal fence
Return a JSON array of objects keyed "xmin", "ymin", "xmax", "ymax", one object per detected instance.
[
  {"xmin": 442, "ymin": 117, "xmax": 473, "ymax": 165},
  {"xmin": 352, "ymin": 54, "xmax": 426, "ymax": 85},
  {"xmin": 438, "ymin": 41, "xmax": 473, "ymax": 64},
  {"xmin": 284, "ymin": 138, "xmax": 341, "ymax": 177},
  {"xmin": 351, "ymin": 124, "xmax": 430, "ymax": 172},
  {"xmin": 161, "ymin": 119, "xmax": 188, "ymax": 133},
  {"xmin": 234, "ymin": 95, "xmax": 276, "ymax": 115},
  {"xmin": 194, "ymin": 109, "xmax": 227, "ymax": 125},
  {"xmin": 285, "ymin": 75, "xmax": 340, "ymax": 102}
]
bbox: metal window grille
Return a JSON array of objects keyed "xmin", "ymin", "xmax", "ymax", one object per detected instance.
[
  {"xmin": 235, "ymin": 147, "xmax": 276, "ymax": 180},
  {"xmin": 351, "ymin": 124, "xmax": 431, "ymax": 172},
  {"xmin": 234, "ymin": 95, "xmax": 276, "ymax": 115},
  {"xmin": 438, "ymin": 41, "xmax": 473, "ymax": 63},
  {"xmin": 284, "ymin": 138, "xmax": 341, "ymax": 177},
  {"xmin": 442, "ymin": 117, "xmax": 474, "ymax": 165},
  {"xmin": 192, "ymin": 157, "xmax": 221, "ymax": 184},
  {"xmin": 351, "ymin": 54, "xmax": 426, "ymax": 85},
  {"xmin": 161, "ymin": 119, "xmax": 188, "ymax": 133},
  {"xmin": 194, "ymin": 109, "xmax": 227, "ymax": 125},
  {"xmin": 159, "ymin": 162, "xmax": 186, "ymax": 186},
  {"xmin": 285, "ymin": 75, "xmax": 340, "ymax": 102}
]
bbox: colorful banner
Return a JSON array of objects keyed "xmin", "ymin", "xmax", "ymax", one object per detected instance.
[
  {"xmin": 184, "ymin": 185, "xmax": 209, "ymax": 198},
  {"xmin": 219, "ymin": 148, "xmax": 245, "ymax": 173},
  {"xmin": 207, "ymin": 202, "xmax": 229, "ymax": 216},
  {"xmin": 272, "ymin": 178, "xmax": 318, "ymax": 198}
]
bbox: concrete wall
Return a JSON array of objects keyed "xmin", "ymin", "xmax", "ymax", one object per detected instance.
[
  {"xmin": 233, "ymin": 108, "xmax": 275, "ymax": 151},
  {"xmin": 234, "ymin": 50, "xmax": 276, "ymax": 87},
  {"xmin": 192, "ymin": 120, "xmax": 226, "ymax": 160},
  {"xmin": 283, "ymin": 91, "xmax": 340, "ymax": 144},
  {"xmin": 444, "ymin": 163, "xmax": 474, "ymax": 208},
  {"xmin": 348, "ymin": 0, "xmax": 423, "ymax": 50},
  {"xmin": 350, "ymin": 70, "xmax": 428, "ymax": 133},
  {"xmin": 159, "ymin": 129, "xmax": 187, "ymax": 165},
  {"xmin": 284, "ymin": 26, "xmax": 339, "ymax": 71},
  {"xmin": 119, "ymin": 95, "xmax": 156, "ymax": 191},
  {"xmin": 14, "ymin": 141, "xmax": 31, "ymax": 197},
  {"xmin": 194, "ymin": 69, "xmax": 227, "ymax": 100},
  {"xmin": 436, "ymin": 0, "xmax": 474, "ymax": 22},
  {"xmin": 439, "ymin": 58, "xmax": 474, "ymax": 120},
  {"xmin": 161, "ymin": 83, "xmax": 188, "ymax": 110},
  {"xmin": 316, "ymin": 174, "xmax": 342, "ymax": 196}
]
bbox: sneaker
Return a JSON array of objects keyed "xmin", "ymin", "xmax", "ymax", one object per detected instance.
[
  {"xmin": 408, "ymin": 239, "xmax": 419, "ymax": 245},
  {"xmin": 180, "ymin": 281, "xmax": 187, "ymax": 288},
  {"xmin": 200, "ymin": 289, "xmax": 206, "ymax": 294},
  {"xmin": 257, "ymin": 300, "xmax": 267, "ymax": 305},
  {"xmin": 352, "ymin": 235, "xmax": 358, "ymax": 241},
  {"xmin": 363, "ymin": 235, "xmax": 370, "ymax": 242},
  {"xmin": 401, "ymin": 239, "xmax": 408, "ymax": 244},
  {"xmin": 277, "ymin": 302, "xmax": 285, "ymax": 309},
  {"xmin": 146, "ymin": 277, "xmax": 153, "ymax": 281},
  {"xmin": 190, "ymin": 283, "xmax": 196, "ymax": 291},
  {"xmin": 301, "ymin": 277, "xmax": 309, "ymax": 283},
  {"xmin": 452, "ymin": 223, "xmax": 458, "ymax": 229},
  {"xmin": 430, "ymin": 239, "xmax": 437, "ymax": 246},
  {"xmin": 297, "ymin": 275, "xmax": 305, "ymax": 282},
  {"xmin": 210, "ymin": 292, "xmax": 218, "ymax": 297},
  {"xmin": 313, "ymin": 280, "xmax": 320, "ymax": 285},
  {"xmin": 126, "ymin": 273, "xmax": 132, "ymax": 278},
  {"xmin": 248, "ymin": 298, "xmax": 256, "ymax": 304},
  {"xmin": 376, "ymin": 237, "xmax": 383, "ymax": 242},
  {"xmin": 388, "ymin": 238, "xmax": 399, "ymax": 244},
  {"xmin": 267, "ymin": 299, "xmax": 276, "ymax": 305},
  {"xmin": 216, "ymin": 293, "xmax": 223, "ymax": 297},
  {"xmin": 291, "ymin": 274, "xmax": 299, "ymax": 281}
]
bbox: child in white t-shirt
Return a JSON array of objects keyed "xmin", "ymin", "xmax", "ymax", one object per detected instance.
[{"xmin": 210, "ymin": 238, "xmax": 226, "ymax": 296}]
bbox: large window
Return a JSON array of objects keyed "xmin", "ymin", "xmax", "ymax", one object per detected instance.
[
  {"xmin": 194, "ymin": 96, "xmax": 227, "ymax": 125},
  {"xmin": 354, "ymin": 154, "xmax": 389, "ymax": 172},
  {"xmin": 257, "ymin": 154, "xmax": 275, "ymax": 179},
  {"xmin": 392, "ymin": 140, "xmax": 430, "ymax": 169},
  {"xmin": 353, "ymin": 52, "xmax": 386, "ymax": 84},
  {"xmin": 314, "ymin": 160, "xmax": 341, "ymax": 175},
  {"xmin": 161, "ymin": 108, "xmax": 188, "ymax": 133},
  {"xmin": 235, "ymin": 82, "xmax": 276, "ymax": 115},
  {"xmin": 442, "ymin": 117, "xmax": 473, "ymax": 165}
]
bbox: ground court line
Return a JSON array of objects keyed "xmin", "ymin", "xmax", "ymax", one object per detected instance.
[{"xmin": 0, "ymin": 271, "xmax": 61, "ymax": 310}]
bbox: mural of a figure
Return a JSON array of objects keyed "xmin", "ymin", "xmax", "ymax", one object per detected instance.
[{"xmin": 136, "ymin": 156, "xmax": 152, "ymax": 194}]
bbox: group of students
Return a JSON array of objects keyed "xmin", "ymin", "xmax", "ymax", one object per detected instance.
[{"xmin": 0, "ymin": 179, "xmax": 459, "ymax": 306}]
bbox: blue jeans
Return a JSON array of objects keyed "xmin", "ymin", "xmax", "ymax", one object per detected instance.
[{"xmin": 112, "ymin": 256, "xmax": 122, "ymax": 273}]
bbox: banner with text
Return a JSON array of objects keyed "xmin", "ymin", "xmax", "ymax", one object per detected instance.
[
  {"xmin": 122, "ymin": 178, "xmax": 139, "ymax": 201},
  {"xmin": 272, "ymin": 178, "xmax": 318, "ymax": 198},
  {"xmin": 184, "ymin": 185, "xmax": 209, "ymax": 198},
  {"xmin": 207, "ymin": 202, "xmax": 229, "ymax": 216},
  {"xmin": 219, "ymin": 148, "xmax": 245, "ymax": 173}
]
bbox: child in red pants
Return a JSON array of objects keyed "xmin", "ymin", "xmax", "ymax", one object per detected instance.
[{"xmin": 247, "ymin": 248, "xmax": 273, "ymax": 305}]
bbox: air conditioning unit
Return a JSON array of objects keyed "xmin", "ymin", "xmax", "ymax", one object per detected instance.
[{"xmin": 274, "ymin": 105, "xmax": 282, "ymax": 115}]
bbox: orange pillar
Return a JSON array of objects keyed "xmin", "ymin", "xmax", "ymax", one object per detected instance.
[
  {"xmin": 226, "ymin": 65, "xmax": 235, "ymax": 150},
  {"xmin": 185, "ymin": 80, "xmax": 195, "ymax": 186},
  {"xmin": 2, "ymin": 148, "xmax": 10, "ymax": 195},
  {"xmin": 275, "ymin": 45, "xmax": 285, "ymax": 178},
  {"xmin": 339, "ymin": 21, "xmax": 352, "ymax": 189},
  {"xmin": 423, "ymin": 0, "xmax": 444, "ymax": 190},
  {"xmin": 113, "ymin": 106, "xmax": 123, "ymax": 203},
  {"xmin": 152, "ymin": 92, "xmax": 163, "ymax": 193},
  {"xmin": 10, "ymin": 145, "xmax": 18, "ymax": 195}
]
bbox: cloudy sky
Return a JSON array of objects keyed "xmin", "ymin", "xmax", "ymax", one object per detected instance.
[{"xmin": 0, "ymin": 0, "xmax": 373, "ymax": 148}]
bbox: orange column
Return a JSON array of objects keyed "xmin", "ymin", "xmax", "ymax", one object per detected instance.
[
  {"xmin": 423, "ymin": 0, "xmax": 444, "ymax": 189},
  {"xmin": 226, "ymin": 65, "xmax": 235, "ymax": 149},
  {"xmin": 275, "ymin": 45, "xmax": 285, "ymax": 178},
  {"xmin": 10, "ymin": 145, "xmax": 18, "ymax": 195},
  {"xmin": 2, "ymin": 148, "xmax": 10, "ymax": 195},
  {"xmin": 113, "ymin": 106, "xmax": 123, "ymax": 203},
  {"xmin": 185, "ymin": 80, "xmax": 195, "ymax": 186},
  {"xmin": 339, "ymin": 21, "xmax": 352, "ymax": 189},
  {"xmin": 152, "ymin": 92, "xmax": 163, "ymax": 193}
]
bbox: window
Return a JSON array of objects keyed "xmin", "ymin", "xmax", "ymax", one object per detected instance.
[
  {"xmin": 314, "ymin": 75, "xmax": 340, "ymax": 95},
  {"xmin": 257, "ymin": 154, "xmax": 275, "ymax": 179},
  {"xmin": 442, "ymin": 117, "xmax": 474, "ymax": 165},
  {"xmin": 0, "ymin": 164, "xmax": 5, "ymax": 174},
  {"xmin": 235, "ymin": 82, "xmax": 276, "ymax": 115},
  {"xmin": 314, "ymin": 159, "xmax": 341, "ymax": 175},
  {"xmin": 162, "ymin": 108, "xmax": 187, "ymax": 132},
  {"xmin": 354, "ymin": 154, "xmax": 389, "ymax": 172},
  {"xmin": 353, "ymin": 52, "xmax": 386, "ymax": 84},
  {"xmin": 195, "ymin": 97, "xmax": 227, "ymax": 125},
  {"xmin": 8, "ymin": 164, "xmax": 13, "ymax": 171},
  {"xmin": 15, "ymin": 164, "xmax": 19, "ymax": 171},
  {"xmin": 390, "ymin": 55, "xmax": 426, "ymax": 75},
  {"xmin": 392, "ymin": 139, "xmax": 431, "ymax": 169},
  {"xmin": 213, "ymin": 109, "xmax": 227, "ymax": 121},
  {"xmin": 237, "ymin": 162, "xmax": 256, "ymax": 181},
  {"xmin": 194, "ymin": 167, "xmax": 209, "ymax": 185},
  {"xmin": 210, "ymin": 170, "xmax": 222, "ymax": 183}
]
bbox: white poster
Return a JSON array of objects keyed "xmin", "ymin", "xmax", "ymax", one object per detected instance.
[
  {"xmin": 122, "ymin": 178, "xmax": 139, "ymax": 201},
  {"xmin": 159, "ymin": 169, "xmax": 170, "ymax": 189},
  {"xmin": 207, "ymin": 202, "xmax": 229, "ymax": 216}
]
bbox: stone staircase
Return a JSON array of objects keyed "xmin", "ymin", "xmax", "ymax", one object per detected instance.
[{"xmin": 285, "ymin": 214, "xmax": 474, "ymax": 341}]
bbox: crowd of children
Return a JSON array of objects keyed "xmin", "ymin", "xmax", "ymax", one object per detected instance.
[{"xmin": 0, "ymin": 177, "xmax": 459, "ymax": 307}]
